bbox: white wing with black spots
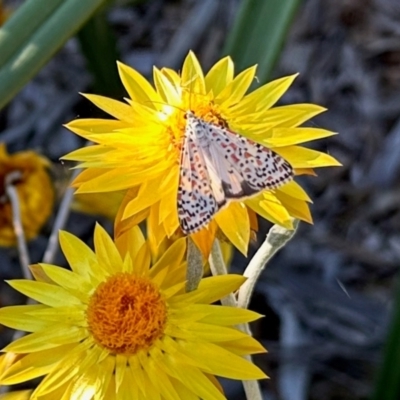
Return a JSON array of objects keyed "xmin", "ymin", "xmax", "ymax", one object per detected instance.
[
  {"xmin": 205, "ymin": 122, "xmax": 293, "ymax": 196},
  {"xmin": 177, "ymin": 118, "xmax": 225, "ymax": 234}
]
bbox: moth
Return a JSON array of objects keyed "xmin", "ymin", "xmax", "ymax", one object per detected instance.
[{"xmin": 177, "ymin": 111, "xmax": 293, "ymax": 234}]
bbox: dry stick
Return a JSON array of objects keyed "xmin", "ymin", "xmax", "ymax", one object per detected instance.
[
  {"xmin": 209, "ymin": 239, "xmax": 263, "ymax": 400},
  {"xmin": 238, "ymin": 219, "xmax": 299, "ymax": 310},
  {"xmin": 2, "ymin": 167, "xmax": 80, "ymax": 395},
  {"xmin": 42, "ymin": 168, "xmax": 79, "ymax": 264},
  {"xmin": 2, "ymin": 168, "xmax": 83, "ymax": 395},
  {"xmin": 0, "ymin": 172, "xmax": 33, "ymax": 395},
  {"xmin": 4, "ymin": 171, "xmax": 31, "ymax": 279},
  {"xmin": 186, "ymin": 237, "xmax": 204, "ymax": 291}
]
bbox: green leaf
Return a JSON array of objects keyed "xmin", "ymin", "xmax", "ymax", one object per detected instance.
[
  {"xmin": 371, "ymin": 280, "xmax": 400, "ymax": 400},
  {"xmin": 77, "ymin": 8, "xmax": 124, "ymax": 97},
  {"xmin": 0, "ymin": 0, "xmax": 65, "ymax": 69},
  {"xmin": 0, "ymin": 0, "xmax": 109, "ymax": 110},
  {"xmin": 223, "ymin": 0, "xmax": 301, "ymax": 83}
]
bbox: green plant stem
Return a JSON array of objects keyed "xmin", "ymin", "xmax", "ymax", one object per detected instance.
[
  {"xmin": 0, "ymin": 0, "xmax": 65, "ymax": 69},
  {"xmin": 209, "ymin": 239, "xmax": 263, "ymax": 400},
  {"xmin": 0, "ymin": 0, "xmax": 108, "ymax": 110},
  {"xmin": 238, "ymin": 219, "xmax": 299, "ymax": 309}
]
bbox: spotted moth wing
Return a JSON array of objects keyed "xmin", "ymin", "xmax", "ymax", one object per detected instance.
[
  {"xmin": 205, "ymin": 122, "xmax": 294, "ymax": 196},
  {"xmin": 177, "ymin": 119, "xmax": 223, "ymax": 234},
  {"xmin": 177, "ymin": 112, "xmax": 293, "ymax": 234}
]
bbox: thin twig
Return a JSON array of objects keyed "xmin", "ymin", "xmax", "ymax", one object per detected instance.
[
  {"xmin": 209, "ymin": 239, "xmax": 263, "ymax": 400},
  {"xmin": 238, "ymin": 219, "xmax": 299, "ymax": 310},
  {"xmin": 4, "ymin": 171, "xmax": 31, "ymax": 279},
  {"xmin": 2, "ymin": 168, "xmax": 82, "ymax": 381},
  {"xmin": 42, "ymin": 168, "xmax": 79, "ymax": 264},
  {"xmin": 2, "ymin": 173, "xmax": 35, "ymax": 396},
  {"xmin": 186, "ymin": 237, "xmax": 204, "ymax": 291}
]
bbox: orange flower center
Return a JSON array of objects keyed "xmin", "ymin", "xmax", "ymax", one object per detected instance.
[{"xmin": 86, "ymin": 273, "xmax": 167, "ymax": 355}]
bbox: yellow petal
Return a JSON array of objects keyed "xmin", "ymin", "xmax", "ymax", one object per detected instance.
[
  {"xmin": 72, "ymin": 168, "xmax": 131, "ymax": 192},
  {"xmin": 115, "ymin": 224, "xmax": 145, "ymax": 261},
  {"xmin": 178, "ymin": 341, "xmax": 266, "ymax": 379},
  {"xmin": 81, "ymin": 94, "xmax": 135, "ymax": 123},
  {"xmin": 123, "ymin": 170, "xmax": 176, "ymax": 217},
  {"xmin": 3, "ymin": 325, "xmax": 86, "ymax": 353},
  {"xmin": 233, "ymin": 103, "xmax": 326, "ymax": 131},
  {"xmin": 59, "ymin": 230, "xmax": 96, "ymax": 278},
  {"xmin": 146, "ymin": 202, "xmax": 168, "ymax": 254},
  {"xmin": 150, "ymin": 238, "xmax": 186, "ymax": 279},
  {"xmin": 29, "ymin": 263, "xmax": 53, "ymax": 283},
  {"xmin": 75, "ymin": 163, "xmax": 168, "ymax": 194},
  {"xmin": 62, "ymin": 145, "xmax": 111, "ymax": 161},
  {"xmin": 129, "ymin": 355, "xmax": 160, "ymax": 399},
  {"xmin": 194, "ymin": 304, "xmax": 262, "ymax": 325},
  {"xmin": 171, "ymin": 275, "xmax": 246, "ymax": 305},
  {"xmin": 277, "ymin": 180, "xmax": 312, "ymax": 202},
  {"xmin": 94, "ymin": 223, "xmax": 123, "ymax": 275},
  {"xmin": 204, "ymin": 56, "xmax": 234, "ymax": 97},
  {"xmin": 0, "ymin": 305, "xmax": 50, "ymax": 332},
  {"xmin": 161, "ymin": 68, "xmax": 181, "ymax": 89},
  {"xmin": 275, "ymin": 190, "xmax": 313, "ymax": 223},
  {"xmin": 153, "ymin": 67, "xmax": 182, "ymax": 106},
  {"xmin": 133, "ymin": 242, "xmax": 152, "ymax": 276},
  {"xmin": 222, "ymin": 336, "xmax": 267, "ymax": 356},
  {"xmin": 0, "ymin": 345, "xmax": 75, "ymax": 385},
  {"xmin": 141, "ymin": 352, "xmax": 180, "ymax": 400},
  {"xmin": 159, "ymin": 178, "xmax": 180, "ymax": 237},
  {"xmin": 38, "ymin": 264, "xmax": 91, "ymax": 300},
  {"xmin": 26, "ymin": 305, "xmax": 85, "ymax": 325},
  {"xmin": 122, "ymin": 99, "xmax": 163, "ymax": 126},
  {"xmin": 117, "ymin": 61, "xmax": 160, "ymax": 105},
  {"xmin": 181, "ymin": 51, "xmax": 206, "ymax": 95},
  {"xmin": 190, "ymin": 223, "xmax": 217, "ymax": 258},
  {"xmin": 263, "ymin": 127, "xmax": 337, "ymax": 147},
  {"xmin": 215, "ymin": 202, "xmax": 249, "ymax": 256},
  {"xmin": 115, "ymin": 354, "xmax": 127, "ymax": 392},
  {"xmin": 228, "ymin": 74, "xmax": 298, "ymax": 115},
  {"xmin": 274, "ymin": 146, "xmax": 342, "ymax": 168},
  {"xmin": 152, "ymin": 354, "xmax": 224, "ymax": 400},
  {"xmin": 264, "ymin": 103, "xmax": 327, "ymax": 128},
  {"xmin": 114, "ymin": 187, "xmax": 149, "ymax": 238},
  {"xmin": 6, "ymin": 280, "xmax": 82, "ymax": 307},
  {"xmin": 246, "ymin": 193, "xmax": 293, "ymax": 229},
  {"xmin": 217, "ymin": 65, "xmax": 257, "ymax": 108},
  {"xmin": 64, "ymin": 118, "xmax": 130, "ymax": 137}
]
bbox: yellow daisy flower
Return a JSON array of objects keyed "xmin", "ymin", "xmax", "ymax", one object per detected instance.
[
  {"xmin": 0, "ymin": 144, "xmax": 54, "ymax": 247},
  {"xmin": 0, "ymin": 224, "xmax": 266, "ymax": 399},
  {"xmin": 63, "ymin": 51, "xmax": 340, "ymax": 256}
]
